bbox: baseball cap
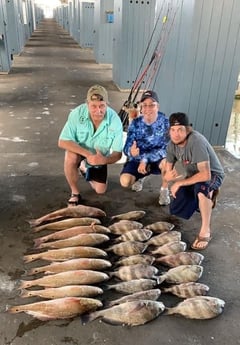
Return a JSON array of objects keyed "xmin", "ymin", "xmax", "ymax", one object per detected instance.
[
  {"xmin": 169, "ymin": 112, "xmax": 189, "ymax": 126},
  {"xmin": 87, "ymin": 85, "xmax": 109, "ymax": 103},
  {"xmin": 140, "ymin": 90, "xmax": 159, "ymax": 103}
]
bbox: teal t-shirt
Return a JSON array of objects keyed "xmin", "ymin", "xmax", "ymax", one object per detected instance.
[{"xmin": 59, "ymin": 104, "xmax": 123, "ymax": 156}]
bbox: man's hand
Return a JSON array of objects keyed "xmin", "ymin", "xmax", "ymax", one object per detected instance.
[
  {"xmin": 130, "ymin": 141, "xmax": 140, "ymax": 157},
  {"xmin": 164, "ymin": 168, "xmax": 183, "ymax": 182},
  {"xmin": 170, "ymin": 180, "xmax": 183, "ymax": 198},
  {"xmin": 87, "ymin": 149, "xmax": 106, "ymax": 166},
  {"xmin": 137, "ymin": 161, "xmax": 148, "ymax": 175}
]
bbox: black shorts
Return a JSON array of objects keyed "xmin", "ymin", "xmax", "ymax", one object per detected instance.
[{"xmin": 85, "ymin": 164, "xmax": 107, "ymax": 183}]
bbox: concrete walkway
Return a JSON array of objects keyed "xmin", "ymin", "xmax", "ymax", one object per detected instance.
[{"xmin": 0, "ymin": 19, "xmax": 239, "ymax": 345}]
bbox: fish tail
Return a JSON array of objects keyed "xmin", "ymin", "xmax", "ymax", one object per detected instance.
[
  {"xmin": 81, "ymin": 311, "xmax": 100, "ymax": 325},
  {"xmin": 33, "ymin": 238, "xmax": 43, "ymax": 248},
  {"xmin": 27, "ymin": 219, "xmax": 38, "ymax": 227},
  {"xmin": 163, "ymin": 307, "xmax": 175, "ymax": 316},
  {"xmin": 19, "ymin": 289, "xmax": 31, "ymax": 298},
  {"xmin": 156, "ymin": 275, "xmax": 165, "ymax": 285}
]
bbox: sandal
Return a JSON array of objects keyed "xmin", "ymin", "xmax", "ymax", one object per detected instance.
[
  {"xmin": 191, "ymin": 235, "xmax": 212, "ymax": 251},
  {"xmin": 67, "ymin": 193, "xmax": 82, "ymax": 206}
]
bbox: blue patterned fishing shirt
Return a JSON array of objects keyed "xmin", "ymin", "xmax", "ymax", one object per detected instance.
[{"xmin": 123, "ymin": 112, "xmax": 169, "ymax": 163}]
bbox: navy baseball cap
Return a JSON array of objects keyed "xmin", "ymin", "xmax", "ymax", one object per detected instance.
[
  {"xmin": 169, "ymin": 112, "xmax": 189, "ymax": 127},
  {"xmin": 140, "ymin": 90, "xmax": 159, "ymax": 103}
]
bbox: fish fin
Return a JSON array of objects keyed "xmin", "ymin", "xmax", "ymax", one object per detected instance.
[
  {"xmin": 162, "ymin": 307, "xmax": 175, "ymax": 316},
  {"xmin": 81, "ymin": 311, "xmax": 100, "ymax": 325},
  {"xmin": 156, "ymin": 275, "xmax": 165, "ymax": 285},
  {"xmin": 100, "ymin": 317, "xmax": 124, "ymax": 326}
]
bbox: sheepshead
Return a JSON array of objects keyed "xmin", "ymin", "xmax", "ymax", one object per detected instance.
[
  {"xmin": 147, "ymin": 231, "xmax": 181, "ymax": 246},
  {"xmin": 32, "ymin": 217, "xmax": 101, "ymax": 233},
  {"xmin": 115, "ymin": 254, "xmax": 155, "ymax": 267},
  {"xmin": 82, "ymin": 300, "xmax": 165, "ymax": 326},
  {"xmin": 114, "ymin": 229, "xmax": 152, "ymax": 243},
  {"xmin": 111, "ymin": 210, "xmax": 146, "ymax": 221},
  {"xmin": 106, "ymin": 241, "xmax": 147, "ymax": 256},
  {"xmin": 34, "ymin": 225, "xmax": 110, "ymax": 246},
  {"xmin": 155, "ymin": 252, "xmax": 204, "ymax": 267},
  {"xmin": 109, "ymin": 264, "xmax": 159, "ymax": 281},
  {"xmin": 145, "ymin": 221, "xmax": 175, "ymax": 233},
  {"xmin": 107, "ymin": 289, "xmax": 161, "ymax": 307},
  {"xmin": 109, "ymin": 220, "xmax": 143, "ymax": 235},
  {"xmin": 19, "ymin": 270, "xmax": 109, "ymax": 288},
  {"xmin": 23, "ymin": 246, "xmax": 107, "ymax": 263},
  {"xmin": 35, "ymin": 233, "xmax": 110, "ymax": 250},
  {"xmin": 28, "ymin": 205, "xmax": 106, "ymax": 227},
  {"xmin": 162, "ymin": 282, "xmax": 209, "ymax": 298},
  {"xmin": 150, "ymin": 241, "xmax": 187, "ymax": 256},
  {"xmin": 27, "ymin": 258, "xmax": 112, "ymax": 275},
  {"xmin": 105, "ymin": 279, "xmax": 157, "ymax": 294},
  {"xmin": 8, "ymin": 297, "xmax": 103, "ymax": 321},
  {"xmin": 20, "ymin": 285, "xmax": 104, "ymax": 299},
  {"xmin": 157, "ymin": 265, "xmax": 203, "ymax": 284},
  {"xmin": 164, "ymin": 296, "xmax": 225, "ymax": 319}
]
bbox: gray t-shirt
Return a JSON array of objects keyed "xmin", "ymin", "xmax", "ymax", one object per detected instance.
[{"xmin": 166, "ymin": 130, "xmax": 225, "ymax": 178}]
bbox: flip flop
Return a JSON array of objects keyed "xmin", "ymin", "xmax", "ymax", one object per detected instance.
[{"xmin": 191, "ymin": 235, "xmax": 212, "ymax": 251}]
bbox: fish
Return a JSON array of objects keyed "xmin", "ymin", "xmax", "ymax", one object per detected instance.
[
  {"xmin": 107, "ymin": 289, "xmax": 162, "ymax": 307},
  {"xmin": 28, "ymin": 205, "xmax": 106, "ymax": 227},
  {"xmin": 115, "ymin": 254, "xmax": 155, "ymax": 267},
  {"xmin": 106, "ymin": 241, "xmax": 148, "ymax": 256},
  {"xmin": 8, "ymin": 297, "xmax": 103, "ymax": 321},
  {"xmin": 150, "ymin": 241, "xmax": 187, "ymax": 256},
  {"xmin": 105, "ymin": 279, "xmax": 157, "ymax": 294},
  {"xmin": 27, "ymin": 258, "xmax": 112, "ymax": 275},
  {"xmin": 155, "ymin": 252, "xmax": 204, "ymax": 267},
  {"xmin": 35, "ymin": 233, "xmax": 110, "ymax": 250},
  {"xmin": 19, "ymin": 270, "xmax": 109, "ymax": 288},
  {"xmin": 157, "ymin": 265, "xmax": 203, "ymax": 284},
  {"xmin": 164, "ymin": 296, "xmax": 225, "ymax": 319},
  {"xmin": 82, "ymin": 300, "xmax": 165, "ymax": 326},
  {"xmin": 34, "ymin": 225, "xmax": 111, "ymax": 246},
  {"xmin": 109, "ymin": 220, "xmax": 143, "ymax": 235},
  {"xmin": 111, "ymin": 210, "xmax": 146, "ymax": 221},
  {"xmin": 32, "ymin": 217, "xmax": 101, "ymax": 233},
  {"xmin": 109, "ymin": 264, "xmax": 159, "ymax": 281},
  {"xmin": 114, "ymin": 229, "xmax": 152, "ymax": 243},
  {"xmin": 20, "ymin": 285, "xmax": 104, "ymax": 299},
  {"xmin": 145, "ymin": 221, "xmax": 175, "ymax": 233},
  {"xmin": 162, "ymin": 282, "xmax": 210, "ymax": 298},
  {"xmin": 147, "ymin": 231, "xmax": 181, "ymax": 246},
  {"xmin": 23, "ymin": 246, "xmax": 108, "ymax": 263}
]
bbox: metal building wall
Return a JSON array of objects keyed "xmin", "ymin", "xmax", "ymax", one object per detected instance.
[
  {"xmin": 93, "ymin": 0, "xmax": 114, "ymax": 64},
  {"xmin": 5, "ymin": 0, "xmax": 24, "ymax": 55},
  {"xmin": 0, "ymin": 0, "xmax": 12, "ymax": 73},
  {"xmin": 153, "ymin": 0, "xmax": 240, "ymax": 146},
  {"xmin": 79, "ymin": 2, "xmax": 94, "ymax": 48}
]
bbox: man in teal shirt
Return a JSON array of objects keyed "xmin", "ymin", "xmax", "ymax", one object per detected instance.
[{"xmin": 59, "ymin": 85, "xmax": 123, "ymax": 205}]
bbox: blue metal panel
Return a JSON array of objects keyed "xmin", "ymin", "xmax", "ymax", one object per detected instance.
[
  {"xmin": 80, "ymin": 2, "xmax": 94, "ymax": 48},
  {"xmin": 0, "ymin": 0, "xmax": 12, "ymax": 73},
  {"xmin": 5, "ymin": 0, "xmax": 23, "ymax": 55},
  {"xmin": 93, "ymin": 0, "xmax": 114, "ymax": 64}
]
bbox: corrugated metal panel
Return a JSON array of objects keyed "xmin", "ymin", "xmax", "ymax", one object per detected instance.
[{"xmin": 0, "ymin": 0, "xmax": 12, "ymax": 73}]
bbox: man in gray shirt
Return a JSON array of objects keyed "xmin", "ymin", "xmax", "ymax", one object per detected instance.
[{"xmin": 165, "ymin": 112, "xmax": 225, "ymax": 250}]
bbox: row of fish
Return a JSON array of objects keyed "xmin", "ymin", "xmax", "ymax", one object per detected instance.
[{"xmin": 7, "ymin": 206, "xmax": 225, "ymax": 324}]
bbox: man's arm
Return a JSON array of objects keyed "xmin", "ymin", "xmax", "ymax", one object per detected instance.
[{"xmin": 58, "ymin": 139, "xmax": 91, "ymax": 158}]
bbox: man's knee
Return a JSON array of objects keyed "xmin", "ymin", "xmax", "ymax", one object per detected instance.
[
  {"xmin": 120, "ymin": 174, "xmax": 134, "ymax": 188},
  {"xmin": 64, "ymin": 151, "xmax": 81, "ymax": 166}
]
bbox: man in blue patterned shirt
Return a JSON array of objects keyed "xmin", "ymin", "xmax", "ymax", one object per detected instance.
[{"xmin": 120, "ymin": 90, "xmax": 170, "ymax": 205}]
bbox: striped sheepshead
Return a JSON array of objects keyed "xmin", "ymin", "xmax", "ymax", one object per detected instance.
[
  {"xmin": 111, "ymin": 210, "xmax": 146, "ymax": 221},
  {"xmin": 115, "ymin": 254, "xmax": 155, "ymax": 267},
  {"xmin": 114, "ymin": 228, "xmax": 152, "ymax": 243},
  {"xmin": 19, "ymin": 270, "xmax": 109, "ymax": 289},
  {"xmin": 107, "ymin": 289, "xmax": 161, "ymax": 307},
  {"xmin": 109, "ymin": 220, "xmax": 143, "ymax": 234},
  {"xmin": 106, "ymin": 241, "xmax": 148, "ymax": 256},
  {"xmin": 155, "ymin": 252, "xmax": 204, "ymax": 267},
  {"xmin": 33, "ymin": 225, "xmax": 110, "ymax": 246},
  {"xmin": 150, "ymin": 241, "xmax": 187, "ymax": 256},
  {"xmin": 105, "ymin": 279, "xmax": 157, "ymax": 294},
  {"xmin": 162, "ymin": 282, "xmax": 210, "ymax": 298},
  {"xmin": 28, "ymin": 205, "xmax": 106, "ymax": 228},
  {"xmin": 109, "ymin": 264, "xmax": 159, "ymax": 281},
  {"xmin": 32, "ymin": 217, "xmax": 101, "ymax": 233},
  {"xmin": 27, "ymin": 258, "xmax": 112, "ymax": 276},
  {"xmin": 157, "ymin": 265, "xmax": 203, "ymax": 284},
  {"xmin": 164, "ymin": 296, "xmax": 225, "ymax": 319},
  {"xmin": 34, "ymin": 233, "xmax": 110, "ymax": 250},
  {"xmin": 145, "ymin": 221, "xmax": 175, "ymax": 233},
  {"xmin": 82, "ymin": 300, "xmax": 165, "ymax": 326},
  {"xmin": 147, "ymin": 231, "xmax": 181, "ymax": 246},
  {"xmin": 23, "ymin": 246, "xmax": 107, "ymax": 263},
  {"xmin": 8, "ymin": 297, "xmax": 103, "ymax": 321},
  {"xmin": 20, "ymin": 285, "xmax": 104, "ymax": 299}
]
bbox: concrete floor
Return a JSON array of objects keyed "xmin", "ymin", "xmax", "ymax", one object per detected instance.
[{"xmin": 0, "ymin": 19, "xmax": 239, "ymax": 345}]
